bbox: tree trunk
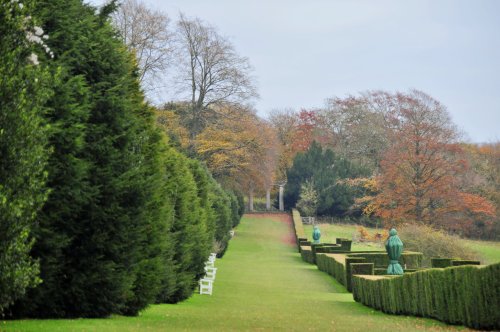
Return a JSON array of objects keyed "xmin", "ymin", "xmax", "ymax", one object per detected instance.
[
  {"xmin": 279, "ymin": 185, "xmax": 284, "ymax": 211},
  {"xmin": 266, "ymin": 188, "xmax": 271, "ymax": 210},
  {"xmin": 248, "ymin": 189, "xmax": 254, "ymax": 212}
]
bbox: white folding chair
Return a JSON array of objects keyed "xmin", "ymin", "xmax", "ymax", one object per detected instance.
[
  {"xmin": 199, "ymin": 278, "xmax": 213, "ymax": 295},
  {"xmin": 204, "ymin": 266, "xmax": 217, "ymax": 281}
]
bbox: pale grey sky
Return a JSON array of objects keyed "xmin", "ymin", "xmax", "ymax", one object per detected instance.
[{"xmin": 88, "ymin": 0, "xmax": 499, "ymax": 143}]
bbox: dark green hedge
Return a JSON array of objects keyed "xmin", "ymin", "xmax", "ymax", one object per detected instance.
[
  {"xmin": 300, "ymin": 246, "xmax": 315, "ymax": 264},
  {"xmin": 316, "ymin": 253, "xmax": 347, "ymax": 286},
  {"xmin": 350, "ymin": 263, "xmax": 374, "ymax": 277},
  {"xmin": 315, "ymin": 252, "xmax": 424, "ymax": 291},
  {"xmin": 431, "ymin": 258, "xmax": 453, "ymax": 268},
  {"xmin": 452, "ymin": 260, "xmax": 481, "ymax": 266},
  {"xmin": 346, "ymin": 258, "xmax": 367, "ymax": 291},
  {"xmin": 352, "ymin": 263, "xmax": 500, "ymax": 330},
  {"xmin": 292, "ymin": 209, "xmax": 306, "ymax": 251},
  {"xmin": 348, "ymin": 252, "xmax": 422, "ymax": 269},
  {"xmin": 431, "ymin": 258, "xmax": 481, "ymax": 268}
]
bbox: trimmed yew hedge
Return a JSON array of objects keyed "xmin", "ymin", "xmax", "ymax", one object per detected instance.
[
  {"xmin": 352, "ymin": 263, "xmax": 500, "ymax": 330},
  {"xmin": 300, "ymin": 246, "xmax": 315, "ymax": 264},
  {"xmin": 292, "ymin": 209, "xmax": 306, "ymax": 252},
  {"xmin": 316, "ymin": 253, "xmax": 347, "ymax": 286},
  {"xmin": 316, "ymin": 252, "xmax": 424, "ymax": 291},
  {"xmin": 348, "ymin": 251, "xmax": 423, "ymax": 269},
  {"xmin": 431, "ymin": 258, "xmax": 481, "ymax": 268},
  {"xmin": 452, "ymin": 260, "xmax": 481, "ymax": 266}
]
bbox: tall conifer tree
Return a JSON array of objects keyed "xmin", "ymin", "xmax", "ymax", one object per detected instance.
[
  {"xmin": 159, "ymin": 146, "xmax": 207, "ymax": 303},
  {"xmin": 12, "ymin": 0, "xmax": 172, "ymax": 317}
]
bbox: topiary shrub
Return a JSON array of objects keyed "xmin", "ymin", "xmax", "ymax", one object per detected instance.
[
  {"xmin": 451, "ymin": 260, "xmax": 481, "ymax": 266},
  {"xmin": 398, "ymin": 223, "xmax": 479, "ymax": 267},
  {"xmin": 431, "ymin": 258, "xmax": 453, "ymax": 268},
  {"xmin": 300, "ymin": 246, "xmax": 315, "ymax": 264}
]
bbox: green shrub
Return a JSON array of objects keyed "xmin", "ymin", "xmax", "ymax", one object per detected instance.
[
  {"xmin": 209, "ymin": 183, "xmax": 232, "ymax": 257},
  {"xmin": 431, "ymin": 258, "xmax": 453, "ymax": 268},
  {"xmin": 452, "ymin": 260, "xmax": 480, "ymax": 266},
  {"xmin": 398, "ymin": 223, "xmax": 479, "ymax": 267},
  {"xmin": 350, "ymin": 263, "xmax": 374, "ymax": 277},
  {"xmin": 12, "ymin": 0, "xmax": 177, "ymax": 318},
  {"xmin": 227, "ymin": 191, "xmax": 242, "ymax": 228},
  {"xmin": 300, "ymin": 246, "xmax": 315, "ymax": 264},
  {"xmin": 329, "ymin": 255, "xmax": 347, "ymax": 286},
  {"xmin": 352, "ymin": 263, "xmax": 500, "ymax": 330},
  {"xmin": 347, "ymin": 252, "xmax": 423, "ymax": 269},
  {"xmin": 292, "ymin": 209, "xmax": 306, "ymax": 251},
  {"xmin": 316, "ymin": 254, "xmax": 347, "ymax": 286},
  {"xmin": 346, "ymin": 257, "xmax": 366, "ymax": 291},
  {"xmin": 292, "ymin": 209, "xmax": 305, "ymax": 237}
]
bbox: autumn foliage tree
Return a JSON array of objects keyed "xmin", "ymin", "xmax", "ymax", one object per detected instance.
[
  {"xmin": 374, "ymin": 90, "xmax": 495, "ymax": 227},
  {"xmin": 195, "ymin": 104, "xmax": 278, "ymax": 199},
  {"xmin": 320, "ymin": 94, "xmax": 389, "ymax": 171},
  {"xmin": 268, "ymin": 108, "xmax": 299, "ymax": 182},
  {"xmin": 455, "ymin": 142, "xmax": 500, "ymax": 238},
  {"xmin": 268, "ymin": 108, "xmax": 329, "ymax": 183}
]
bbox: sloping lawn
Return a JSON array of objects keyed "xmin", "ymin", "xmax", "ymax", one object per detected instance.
[
  {"xmin": 304, "ymin": 223, "xmax": 500, "ymax": 264},
  {"xmin": 3, "ymin": 214, "xmax": 470, "ymax": 331},
  {"xmin": 463, "ymin": 240, "xmax": 500, "ymax": 264}
]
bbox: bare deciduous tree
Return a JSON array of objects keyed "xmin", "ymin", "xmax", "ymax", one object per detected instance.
[
  {"xmin": 175, "ymin": 13, "xmax": 258, "ymax": 136},
  {"xmin": 112, "ymin": 0, "xmax": 173, "ymax": 92}
]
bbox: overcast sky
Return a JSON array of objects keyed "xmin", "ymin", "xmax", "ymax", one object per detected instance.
[{"xmin": 87, "ymin": 0, "xmax": 499, "ymax": 143}]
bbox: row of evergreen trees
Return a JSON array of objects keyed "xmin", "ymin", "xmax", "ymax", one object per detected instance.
[{"xmin": 0, "ymin": 0, "xmax": 242, "ymax": 318}]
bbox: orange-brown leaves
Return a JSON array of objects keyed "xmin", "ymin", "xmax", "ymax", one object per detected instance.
[
  {"xmin": 374, "ymin": 90, "xmax": 495, "ymax": 226},
  {"xmin": 195, "ymin": 105, "xmax": 278, "ymax": 192}
]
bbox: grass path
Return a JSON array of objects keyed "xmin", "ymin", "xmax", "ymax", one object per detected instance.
[{"xmin": 2, "ymin": 214, "xmax": 470, "ymax": 331}]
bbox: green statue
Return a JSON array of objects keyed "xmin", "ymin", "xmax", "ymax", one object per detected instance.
[
  {"xmin": 385, "ymin": 228, "xmax": 404, "ymax": 275},
  {"xmin": 312, "ymin": 225, "xmax": 321, "ymax": 244}
]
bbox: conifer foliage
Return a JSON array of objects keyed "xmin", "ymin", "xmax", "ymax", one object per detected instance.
[
  {"xmin": 0, "ymin": 0, "xmax": 51, "ymax": 313},
  {"xmin": 7, "ymin": 0, "xmax": 173, "ymax": 318},
  {"xmin": 1, "ymin": 0, "xmax": 242, "ymax": 318},
  {"xmin": 285, "ymin": 142, "xmax": 369, "ymax": 216}
]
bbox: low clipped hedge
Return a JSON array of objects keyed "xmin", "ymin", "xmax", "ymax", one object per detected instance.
[
  {"xmin": 351, "ymin": 263, "xmax": 374, "ymax": 276},
  {"xmin": 431, "ymin": 258, "xmax": 481, "ymax": 268},
  {"xmin": 315, "ymin": 252, "xmax": 424, "ymax": 291},
  {"xmin": 316, "ymin": 253, "xmax": 347, "ymax": 286},
  {"xmin": 292, "ymin": 209, "xmax": 306, "ymax": 251},
  {"xmin": 452, "ymin": 260, "xmax": 480, "ymax": 266},
  {"xmin": 347, "ymin": 251, "xmax": 422, "ymax": 269},
  {"xmin": 300, "ymin": 246, "xmax": 315, "ymax": 264},
  {"xmin": 352, "ymin": 263, "xmax": 500, "ymax": 330},
  {"xmin": 431, "ymin": 258, "xmax": 453, "ymax": 268}
]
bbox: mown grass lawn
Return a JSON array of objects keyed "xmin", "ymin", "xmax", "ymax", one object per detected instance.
[
  {"xmin": 463, "ymin": 240, "xmax": 500, "ymax": 264},
  {"xmin": 3, "ymin": 214, "xmax": 471, "ymax": 331},
  {"xmin": 304, "ymin": 223, "xmax": 500, "ymax": 264}
]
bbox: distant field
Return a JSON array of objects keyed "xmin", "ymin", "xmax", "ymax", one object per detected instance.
[
  {"xmin": 463, "ymin": 240, "xmax": 500, "ymax": 264},
  {"xmin": 304, "ymin": 223, "xmax": 500, "ymax": 264}
]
